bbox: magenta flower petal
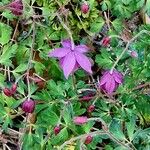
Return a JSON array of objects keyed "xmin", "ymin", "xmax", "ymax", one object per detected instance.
[
  {"xmin": 75, "ymin": 45, "xmax": 89, "ymax": 53},
  {"xmin": 105, "ymin": 78, "xmax": 116, "ymax": 94},
  {"xmin": 62, "ymin": 52, "xmax": 76, "ymax": 79},
  {"xmin": 73, "ymin": 116, "xmax": 88, "ymax": 125},
  {"xmin": 49, "ymin": 48, "xmax": 70, "ymax": 58},
  {"xmin": 61, "ymin": 39, "xmax": 72, "ymax": 48},
  {"xmin": 59, "ymin": 57, "xmax": 79, "ymax": 72},
  {"xmin": 99, "ymin": 70, "xmax": 123, "ymax": 94},
  {"xmin": 8, "ymin": 0, "xmax": 23, "ymax": 16},
  {"xmin": 75, "ymin": 52, "xmax": 92, "ymax": 74},
  {"xmin": 113, "ymin": 71, "xmax": 123, "ymax": 84},
  {"xmin": 99, "ymin": 72, "xmax": 110, "ymax": 86},
  {"xmin": 59, "ymin": 57, "xmax": 65, "ymax": 69},
  {"xmin": 48, "ymin": 39, "xmax": 93, "ymax": 78}
]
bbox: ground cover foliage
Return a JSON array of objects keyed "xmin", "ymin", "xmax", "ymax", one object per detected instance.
[{"xmin": 0, "ymin": 0, "xmax": 150, "ymax": 150}]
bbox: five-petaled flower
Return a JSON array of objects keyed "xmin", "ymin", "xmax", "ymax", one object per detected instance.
[
  {"xmin": 48, "ymin": 39, "xmax": 92, "ymax": 79},
  {"xmin": 99, "ymin": 70, "xmax": 123, "ymax": 94}
]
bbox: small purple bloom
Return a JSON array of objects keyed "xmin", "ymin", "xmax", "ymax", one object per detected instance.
[
  {"xmin": 130, "ymin": 51, "xmax": 138, "ymax": 58},
  {"xmin": 84, "ymin": 135, "xmax": 93, "ymax": 144},
  {"xmin": 54, "ymin": 125, "xmax": 61, "ymax": 135},
  {"xmin": 8, "ymin": 0, "xmax": 23, "ymax": 16},
  {"xmin": 3, "ymin": 88, "xmax": 12, "ymax": 97},
  {"xmin": 73, "ymin": 116, "xmax": 88, "ymax": 125},
  {"xmin": 99, "ymin": 70, "xmax": 123, "ymax": 94},
  {"xmin": 22, "ymin": 99, "xmax": 35, "ymax": 113},
  {"xmin": 81, "ymin": 2, "xmax": 89, "ymax": 14},
  {"xmin": 48, "ymin": 39, "xmax": 92, "ymax": 79}
]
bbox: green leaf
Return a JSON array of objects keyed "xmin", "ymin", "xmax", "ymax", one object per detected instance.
[
  {"xmin": 109, "ymin": 119, "xmax": 126, "ymax": 140},
  {"xmin": 13, "ymin": 64, "xmax": 28, "ymax": 73},
  {"xmin": 2, "ymin": 115, "xmax": 13, "ymax": 130},
  {"xmin": 22, "ymin": 133, "xmax": 34, "ymax": 150},
  {"xmin": 47, "ymin": 80, "xmax": 64, "ymax": 97},
  {"xmin": 111, "ymin": 19, "xmax": 123, "ymax": 32},
  {"xmin": 2, "ymin": 11, "xmax": 15, "ymax": 20},
  {"xmin": 126, "ymin": 117, "xmax": 135, "ymax": 141},
  {"xmin": 37, "ymin": 108, "xmax": 59, "ymax": 126},
  {"xmin": 114, "ymin": 146, "xmax": 128, "ymax": 150},
  {"xmin": 95, "ymin": 50, "xmax": 113, "ymax": 69},
  {"xmin": 101, "ymin": 0, "xmax": 111, "ymax": 11},
  {"xmin": 51, "ymin": 128, "xmax": 68, "ymax": 145},
  {"xmin": 0, "ymin": 44, "xmax": 17, "ymax": 66},
  {"xmin": 63, "ymin": 105, "xmax": 73, "ymax": 125},
  {"xmin": 90, "ymin": 18, "xmax": 104, "ymax": 33},
  {"xmin": 0, "ymin": 73, "xmax": 5, "ymax": 86},
  {"xmin": 0, "ymin": 22, "xmax": 12, "ymax": 45},
  {"xmin": 33, "ymin": 61, "xmax": 46, "ymax": 75}
]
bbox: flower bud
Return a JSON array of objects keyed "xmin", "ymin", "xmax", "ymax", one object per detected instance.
[
  {"xmin": 84, "ymin": 135, "xmax": 93, "ymax": 144},
  {"xmin": 87, "ymin": 105, "xmax": 95, "ymax": 113},
  {"xmin": 11, "ymin": 83, "xmax": 17, "ymax": 94},
  {"xmin": 8, "ymin": 0, "xmax": 23, "ymax": 16},
  {"xmin": 80, "ymin": 90, "xmax": 96, "ymax": 102},
  {"xmin": 101, "ymin": 37, "xmax": 110, "ymax": 47},
  {"xmin": 3, "ymin": 88, "xmax": 12, "ymax": 97},
  {"xmin": 130, "ymin": 51, "xmax": 138, "ymax": 58},
  {"xmin": 81, "ymin": 2, "xmax": 89, "ymax": 14},
  {"xmin": 54, "ymin": 125, "xmax": 61, "ymax": 135},
  {"xmin": 22, "ymin": 99, "xmax": 35, "ymax": 113},
  {"xmin": 73, "ymin": 116, "xmax": 88, "ymax": 125}
]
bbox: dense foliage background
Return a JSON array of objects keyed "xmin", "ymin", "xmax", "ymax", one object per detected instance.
[{"xmin": 0, "ymin": 0, "xmax": 150, "ymax": 150}]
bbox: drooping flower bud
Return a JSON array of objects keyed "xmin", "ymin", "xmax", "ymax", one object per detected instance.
[
  {"xmin": 84, "ymin": 135, "xmax": 93, "ymax": 144},
  {"xmin": 3, "ymin": 88, "xmax": 12, "ymax": 97},
  {"xmin": 8, "ymin": 0, "xmax": 23, "ymax": 16},
  {"xmin": 73, "ymin": 116, "xmax": 88, "ymax": 125},
  {"xmin": 54, "ymin": 125, "xmax": 61, "ymax": 135},
  {"xmin": 81, "ymin": 2, "xmax": 89, "ymax": 14},
  {"xmin": 101, "ymin": 37, "xmax": 110, "ymax": 47},
  {"xmin": 22, "ymin": 99, "xmax": 35, "ymax": 113},
  {"xmin": 79, "ymin": 90, "xmax": 96, "ymax": 102},
  {"xmin": 11, "ymin": 83, "xmax": 17, "ymax": 94},
  {"xmin": 99, "ymin": 70, "xmax": 123, "ymax": 95},
  {"xmin": 87, "ymin": 105, "xmax": 95, "ymax": 113},
  {"xmin": 130, "ymin": 51, "xmax": 138, "ymax": 58}
]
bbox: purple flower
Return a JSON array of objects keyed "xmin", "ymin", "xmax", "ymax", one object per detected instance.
[
  {"xmin": 48, "ymin": 39, "xmax": 92, "ymax": 79},
  {"xmin": 73, "ymin": 116, "xmax": 88, "ymax": 125},
  {"xmin": 22, "ymin": 99, "xmax": 35, "ymax": 113},
  {"xmin": 130, "ymin": 51, "xmax": 138, "ymax": 58},
  {"xmin": 84, "ymin": 135, "xmax": 93, "ymax": 144},
  {"xmin": 81, "ymin": 2, "xmax": 89, "ymax": 14},
  {"xmin": 54, "ymin": 125, "xmax": 61, "ymax": 135},
  {"xmin": 8, "ymin": 0, "xmax": 23, "ymax": 16},
  {"xmin": 99, "ymin": 70, "xmax": 123, "ymax": 94},
  {"xmin": 3, "ymin": 88, "xmax": 12, "ymax": 97}
]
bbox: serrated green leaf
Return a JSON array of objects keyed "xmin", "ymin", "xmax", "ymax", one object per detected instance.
[
  {"xmin": 126, "ymin": 117, "xmax": 135, "ymax": 141},
  {"xmin": 95, "ymin": 51, "xmax": 113, "ymax": 69},
  {"xmin": 109, "ymin": 119, "xmax": 126, "ymax": 141},
  {"xmin": 0, "ymin": 22, "xmax": 12, "ymax": 45},
  {"xmin": 0, "ymin": 44, "xmax": 17, "ymax": 66},
  {"xmin": 13, "ymin": 64, "xmax": 28, "ymax": 73},
  {"xmin": 90, "ymin": 18, "xmax": 104, "ymax": 33},
  {"xmin": 51, "ymin": 128, "xmax": 68, "ymax": 145}
]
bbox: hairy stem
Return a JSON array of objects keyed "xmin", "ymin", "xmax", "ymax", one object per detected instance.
[
  {"xmin": 26, "ymin": 21, "xmax": 36, "ymax": 100},
  {"xmin": 56, "ymin": 13, "xmax": 75, "ymax": 50}
]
